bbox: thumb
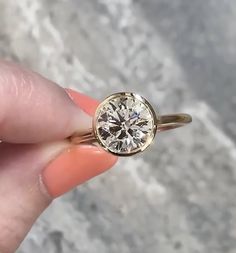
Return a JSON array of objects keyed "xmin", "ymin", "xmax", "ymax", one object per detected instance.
[{"xmin": 0, "ymin": 91, "xmax": 117, "ymax": 253}]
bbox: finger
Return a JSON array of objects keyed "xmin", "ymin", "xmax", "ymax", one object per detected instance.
[
  {"xmin": 0, "ymin": 60, "xmax": 90, "ymax": 143},
  {"xmin": 0, "ymin": 90, "xmax": 117, "ymax": 253},
  {"xmin": 0, "ymin": 143, "xmax": 117, "ymax": 253},
  {"xmin": 66, "ymin": 88, "xmax": 99, "ymax": 116}
]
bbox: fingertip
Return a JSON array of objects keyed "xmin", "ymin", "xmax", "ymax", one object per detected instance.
[
  {"xmin": 65, "ymin": 88, "xmax": 100, "ymax": 116},
  {"xmin": 42, "ymin": 145, "xmax": 118, "ymax": 197}
]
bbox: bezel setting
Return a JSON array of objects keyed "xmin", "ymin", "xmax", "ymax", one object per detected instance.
[{"xmin": 93, "ymin": 92, "xmax": 159, "ymax": 156}]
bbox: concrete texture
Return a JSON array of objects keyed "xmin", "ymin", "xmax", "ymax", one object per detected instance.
[{"xmin": 0, "ymin": 0, "xmax": 236, "ymax": 252}]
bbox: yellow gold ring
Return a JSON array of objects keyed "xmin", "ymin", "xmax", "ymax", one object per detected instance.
[{"xmin": 70, "ymin": 92, "xmax": 192, "ymax": 156}]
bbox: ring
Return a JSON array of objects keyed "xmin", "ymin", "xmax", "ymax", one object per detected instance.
[{"xmin": 70, "ymin": 92, "xmax": 192, "ymax": 156}]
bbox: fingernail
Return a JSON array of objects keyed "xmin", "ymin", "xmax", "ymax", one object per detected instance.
[
  {"xmin": 42, "ymin": 145, "xmax": 117, "ymax": 197},
  {"xmin": 65, "ymin": 88, "xmax": 100, "ymax": 116}
]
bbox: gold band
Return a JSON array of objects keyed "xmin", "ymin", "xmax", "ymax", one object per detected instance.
[
  {"xmin": 70, "ymin": 113, "xmax": 192, "ymax": 145},
  {"xmin": 157, "ymin": 113, "xmax": 192, "ymax": 132},
  {"xmin": 70, "ymin": 130, "xmax": 96, "ymax": 144}
]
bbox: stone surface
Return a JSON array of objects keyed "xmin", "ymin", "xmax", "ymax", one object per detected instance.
[
  {"xmin": 95, "ymin": 93, "xmax": 155, "ymax": 155},
  {"xmin": 0, "ymin": 0, "xmax": 235, "ymax": 253}
]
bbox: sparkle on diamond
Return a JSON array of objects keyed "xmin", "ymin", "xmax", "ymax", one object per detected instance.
[{"xmin": 95, "ymin": 94, "xmax": 155, "ymax": 154}]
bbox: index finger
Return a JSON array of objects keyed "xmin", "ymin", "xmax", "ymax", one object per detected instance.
[{"xmin": 0, "ymin": 60, "xmax": 91, "ymax": 143}]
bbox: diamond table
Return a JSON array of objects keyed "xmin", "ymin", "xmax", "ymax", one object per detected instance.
[{"xmin": 95, "ymin": 93, "xmax": 156, "ymax": 155}]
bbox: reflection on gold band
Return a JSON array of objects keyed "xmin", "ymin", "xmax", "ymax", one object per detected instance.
[{"xmin": 157, "ymin": 113, "xmax": 192, "ymax": 132}]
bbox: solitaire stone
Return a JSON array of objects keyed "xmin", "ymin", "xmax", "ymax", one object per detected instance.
[{"xmin": 94, "ymin": 93, "xmax": 157, "ymax": 155}]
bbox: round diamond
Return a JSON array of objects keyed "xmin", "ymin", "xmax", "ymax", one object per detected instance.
[{"xmin": 94, "ymin": 93, "xmax": 157, "ymax": 155}]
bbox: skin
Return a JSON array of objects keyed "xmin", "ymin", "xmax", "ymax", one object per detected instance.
[{"xmin": 0, "ymin": 60, "xmax": 117, "ymax": 253}]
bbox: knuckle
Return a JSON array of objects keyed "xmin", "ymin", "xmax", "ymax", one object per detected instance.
[{"xmin": 0, "ymin": 61, "xmax": 35, "ymax": 106}]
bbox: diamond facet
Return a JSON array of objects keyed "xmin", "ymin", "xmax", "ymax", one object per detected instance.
[{"xmin": 94, "ymin": 93, "xmax": 157, "ymax": 155}]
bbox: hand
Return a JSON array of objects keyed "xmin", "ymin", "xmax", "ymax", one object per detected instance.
[{"xmin": 0, "ymin": 60, "xmax": 117, "ymax": 253}]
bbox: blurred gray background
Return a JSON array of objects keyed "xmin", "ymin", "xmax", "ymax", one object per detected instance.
[{"xmin": 0, "ymin": 0, "xmax": 236, "ymax": 252}]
